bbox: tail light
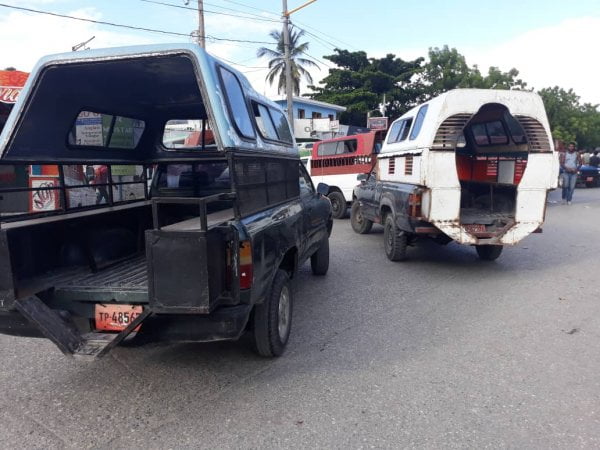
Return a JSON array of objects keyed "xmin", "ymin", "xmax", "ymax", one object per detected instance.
[
  {"xmin": 239, "ymin": 240, "xmax": 253, "ymax": 290},
  {"xmin": 408, "ymin": 193, "xmax": 422, "ymax": 218}
]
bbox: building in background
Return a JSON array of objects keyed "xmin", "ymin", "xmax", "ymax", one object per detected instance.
[{"xmin": 273, "ymin": 97, "xmax": 349, "ymax": 141}]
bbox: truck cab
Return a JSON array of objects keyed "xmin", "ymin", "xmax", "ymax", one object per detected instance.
[
  {"xmin": 0, "ymin": 44, "xmax": 332, "ymax": 358},
  {"xmin": 351, "ymin": 89, "xmax": 558, "ymax": 261}
]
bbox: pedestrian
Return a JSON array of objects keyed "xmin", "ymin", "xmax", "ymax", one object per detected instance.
[
  {"xmin": 590, "ymin": 151, "xmax": 600, "ymax": 167},
  {"xmin": 90, "ymin": 164, "xmax": 110, "ymax": 204},
  {"xmin": 559, "ymin": 142, "xmax": 582, "ymax": 205},
  {"xmin": 582, "ymin": 150, "xmax": 591, "ymax": 165}
]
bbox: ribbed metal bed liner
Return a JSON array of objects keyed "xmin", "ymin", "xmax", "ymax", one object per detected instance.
[{"xmin": 53, "ymin": 255, "xmax": 148, "ymax": 302}]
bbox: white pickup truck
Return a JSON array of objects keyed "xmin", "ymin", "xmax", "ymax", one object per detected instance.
[{"xmin": 351, "ymin": 89, "xmax": 559, "ymax": 261}]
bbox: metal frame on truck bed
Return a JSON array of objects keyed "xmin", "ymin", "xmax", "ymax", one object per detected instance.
[{"xmin": 0, "ymin": 44, "xmax": 332, "ymax": 359}]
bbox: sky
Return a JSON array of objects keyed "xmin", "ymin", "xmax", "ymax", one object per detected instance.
[{"xmin": 1, "ymin": 0, "xmax": 599, "ymax": 104}]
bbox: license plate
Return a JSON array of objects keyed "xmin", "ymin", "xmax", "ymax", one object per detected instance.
[
  {"xmin": 464, "ymin": 224, "xmax": 486, "ymax": 233},
  {"xmin": 95, "ymin": 304, "xmax": 143, "ymax": 332},
  {"xmin": 587, "ymin": 177, "xmax": 594, "ymax": 182}
]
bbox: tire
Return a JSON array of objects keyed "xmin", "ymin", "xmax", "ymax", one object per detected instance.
[
  {"xmin": 310, "ymin": 236, "xmax": 329, "ymax": 276},
  {"xmin": 253, "ymin": 269, "xmax": 293, "ymax": 357},
  {"xmin": 383, "ymin": 214, "xmax": 407, "ymax": 261},
  {"xmin": 350, "ymin": 201, "xmax": 373, "ymax": 234},
  {"xmin": 476, "ymin": 245, "xmax": 503, "ymax": 261},
  {"xmin": 328, "ymin": 191, "xmax": 347, "ymax": 219}
]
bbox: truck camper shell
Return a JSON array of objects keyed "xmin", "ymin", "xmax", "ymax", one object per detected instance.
[
  {"xmin": 353, "ymin": 89, "xmax": 558, "ymax": 260},
  {"xmin": 0, "ymin": 43, "xmax": 296, "ymax": 163}
]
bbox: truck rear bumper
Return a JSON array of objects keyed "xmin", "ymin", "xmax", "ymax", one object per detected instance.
[{"xmin": 0, "ymin": 304, "xmax": 252, "ymax": 346}]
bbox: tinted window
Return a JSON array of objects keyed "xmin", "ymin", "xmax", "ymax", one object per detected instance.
[
  {"xmin": 387, "ymin": 121, "xmax": 404, "ymax": 144},
  {"xmin": 503, "ymin": 112, "xmax": 527, "ymax": 144},
  {"xmin": 253, "ymin": 103, "xmax": 279, "ymax": 140},
  {"xmin": 471, "ymin": 123, "xmax": 489, "ymax": 146},
  {"xmin": 399, "ymin": 118, "xmax": 413, "ymax": 141},
  {"xmin": 387, "ymin": 118, "xmax": 413, "ymax": 144},
  {"xmin": 219, "ymin": 67, "xmax": 255, "ymax": 139},
  {"xmin": 409, "ymin": 105, "xmax": 428, "ymax": 140},
  {"xmin": 341, "ymin": 139, "xmax": 357, "ymax": 154},
  {"xmin": 269, "ymin": 108, "xmax": 293, "ymax": 143},
  {"xmin": 69, "ymin": 111, "xmax": 144, "ymax": 149},
  {"xmin": 299, "ymin": 164, "xmax": 314, "ymax": 195},
  {"xmin": 486, "ymin": 120, "xmax": 508, "ymax": 145}
]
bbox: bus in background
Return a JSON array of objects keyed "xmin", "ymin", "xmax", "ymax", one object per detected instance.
[{"xmin": 307, "ymin": 131, "xmax": 384, "ymax": 218}]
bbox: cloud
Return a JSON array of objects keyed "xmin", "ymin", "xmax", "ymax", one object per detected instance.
[
  {"xmin": 0, "ymin": 7, "xmax": 173, "ymax": 71},
  {"xmin": 463, "ymin": 16, "xmax": 600, "ymax": 105}
]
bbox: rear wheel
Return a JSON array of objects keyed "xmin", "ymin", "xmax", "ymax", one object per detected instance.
[
  {"xmin": 476, "ymin": 245, "xmax": 503, "ymax": 261},
  {"xmin": 328, "ymin": 191, "xmax": 347, "ymax": 219},
  {"xmin": 253, "ymin": 269, "xmax": 293, "ymax": 357},
  {"xmin": 383, "ymin": 214, "xmax": 407, "ymax": 261},
  {"xmin": 311, "ymin": 236, "xmax": 329, "ymax": 275},
  {"xmin": 350, "ymin": 201, "xmax": 373, "ymax": 234}
]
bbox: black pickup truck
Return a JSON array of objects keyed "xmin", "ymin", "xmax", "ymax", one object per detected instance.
[{"xmin": 0, "ymin": 44, "xmax": 332, "ymax": 359}]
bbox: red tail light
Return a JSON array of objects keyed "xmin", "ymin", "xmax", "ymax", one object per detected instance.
[
  {"xmin": 408, "ymin": 193, "xmax": 422, "ymax": 218},
  {"xmin": 239, "ymin": 240, "xmax": 253, "ymax": 290}
]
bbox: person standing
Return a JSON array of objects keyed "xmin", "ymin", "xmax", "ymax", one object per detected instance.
[
  {"xmin": 590, "ymin": 151, "xmax": 600, "ymax": 167},
  {"xmin": 559, "ymin": 142, "xmax": 582, "ymax": 205}
]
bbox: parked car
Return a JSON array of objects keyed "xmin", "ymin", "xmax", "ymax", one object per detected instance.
[
  {"xmin": 0, "ymin": 44, "xmax": 332, "ymax": 359},
  {"xmin": 577, "ymin": 165, "xmax": 600, "ymax": 187},
  {"xmin": 351, "ymin": 89, "xmax": 559, "ymax": 261}
]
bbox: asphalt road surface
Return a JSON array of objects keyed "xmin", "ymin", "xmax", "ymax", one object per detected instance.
[{"xmin": 1, "ymin": 187, "xmax": 599, "ymax": 449}]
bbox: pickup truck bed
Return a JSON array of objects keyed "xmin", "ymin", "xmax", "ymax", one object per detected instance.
[{"xmin": 18, "ymin": 209, "xmax": 235, "ymax": 304}]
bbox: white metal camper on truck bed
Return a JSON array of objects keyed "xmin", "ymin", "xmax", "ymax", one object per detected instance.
[{"xmin": 351, "ymin": 89, "xmax": 559, "ymax": 261}]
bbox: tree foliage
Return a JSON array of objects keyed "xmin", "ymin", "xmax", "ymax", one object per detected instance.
[
  {"xmin": 538, "ymin": 87, "xmax": 600, "ymax": 148},
  {"xmin": 300, "ymin": 43, "xmax": 599, "ymax": 148},
  {"xmin": 307, "ymin": 49, "xmax": 423, "ymax": 125}
]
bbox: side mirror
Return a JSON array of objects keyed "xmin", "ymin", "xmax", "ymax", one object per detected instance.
[
  {"xmin": 357, "ymin": 173, "xmax": 367, "ymax": 182},
  {"xmin": 316, "ymin": 182, "xmax": 329, "ymax": 196}
]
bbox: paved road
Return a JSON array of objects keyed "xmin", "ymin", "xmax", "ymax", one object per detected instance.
[{"xmin": 1, "ymin": 188, "xmax": 599, "ymax": 449}]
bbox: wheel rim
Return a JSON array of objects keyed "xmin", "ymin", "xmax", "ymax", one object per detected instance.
[
  {"xmin": 331, "ymin": 197, "xmax": 340, "ymax": 214},
  {"xmin": 277, "ymin": 286, "xmax": 291, "ymax": 341},
  {"xmin": 384, "ymin": 222, "xmax": 393, "ymax": 254},
  {"xmin": 353, "ymin": 209, "xmax": 363, "ymax": 225}
]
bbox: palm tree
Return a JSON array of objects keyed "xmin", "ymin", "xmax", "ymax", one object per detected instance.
[{"xmin": 257, "ymin": 28, "xmax": 319, "ymax": 95}]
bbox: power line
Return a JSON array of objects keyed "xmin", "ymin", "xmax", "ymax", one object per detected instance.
[
  {"xmin": 218, "ymin": 55, "xmax": 268, "ymax": 69},
  {"xmin": 218, "ymin": 0, "xmax": 281, "ymax": 18},
  {"xmin": 0, "ymin": 3, "xmax": 274, "ymax": 44},
  {"xmin": 139, "ymin": 0, "xmax": 280, "ymax": 23}
]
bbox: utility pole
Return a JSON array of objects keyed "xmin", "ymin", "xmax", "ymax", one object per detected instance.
[
  {"xmin": 282, "ymin": 0, "xmax": 294, "ymax": 132},
  {"xmin": 282, "ymin": 0, "xmax": 317, "ymax": 134},
  {"xmin": 381, "ymin": 93, "xmax": 387, "ymax": 117},
  {"xmin": 197, "ymin": 0, "xmax": 205, "ymax": 48}
]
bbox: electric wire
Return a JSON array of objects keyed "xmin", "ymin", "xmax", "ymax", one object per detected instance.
[
  {"xmin": 0, "ymin": 3, "xmax": 274, "ymax": 44},
  {"xmin": 139, "ymin": 0, "xmax": 281, "ymax": 23}
]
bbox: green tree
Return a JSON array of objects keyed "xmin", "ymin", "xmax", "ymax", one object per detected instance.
[
  {"xmin": 421, "ymin": 46, "xmax": 527, "ymax": 97},
  {"xmin": 308, "ymin": 49, "xmax": 423, "ymax": 125},
  {"xmin": 257, "ymin": 28, "xmax": 318, "ymax": 95},
  {"xmin": 538, "ymin": 87, "xmax": 600, "ymax": 148}
]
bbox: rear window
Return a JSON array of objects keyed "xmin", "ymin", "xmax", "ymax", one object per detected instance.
[
  {"xmin": 471, "ymin": 121, "xmax": 509, "ymax": 146},
  {"xmin": 68, "ymin": 111, "xmax": 145, "ymax": 149}
]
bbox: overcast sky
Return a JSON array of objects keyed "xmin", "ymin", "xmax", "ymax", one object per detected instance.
[{"xmin": 1, "ymin": 0, "xmax": 599, "ymax": 104}]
